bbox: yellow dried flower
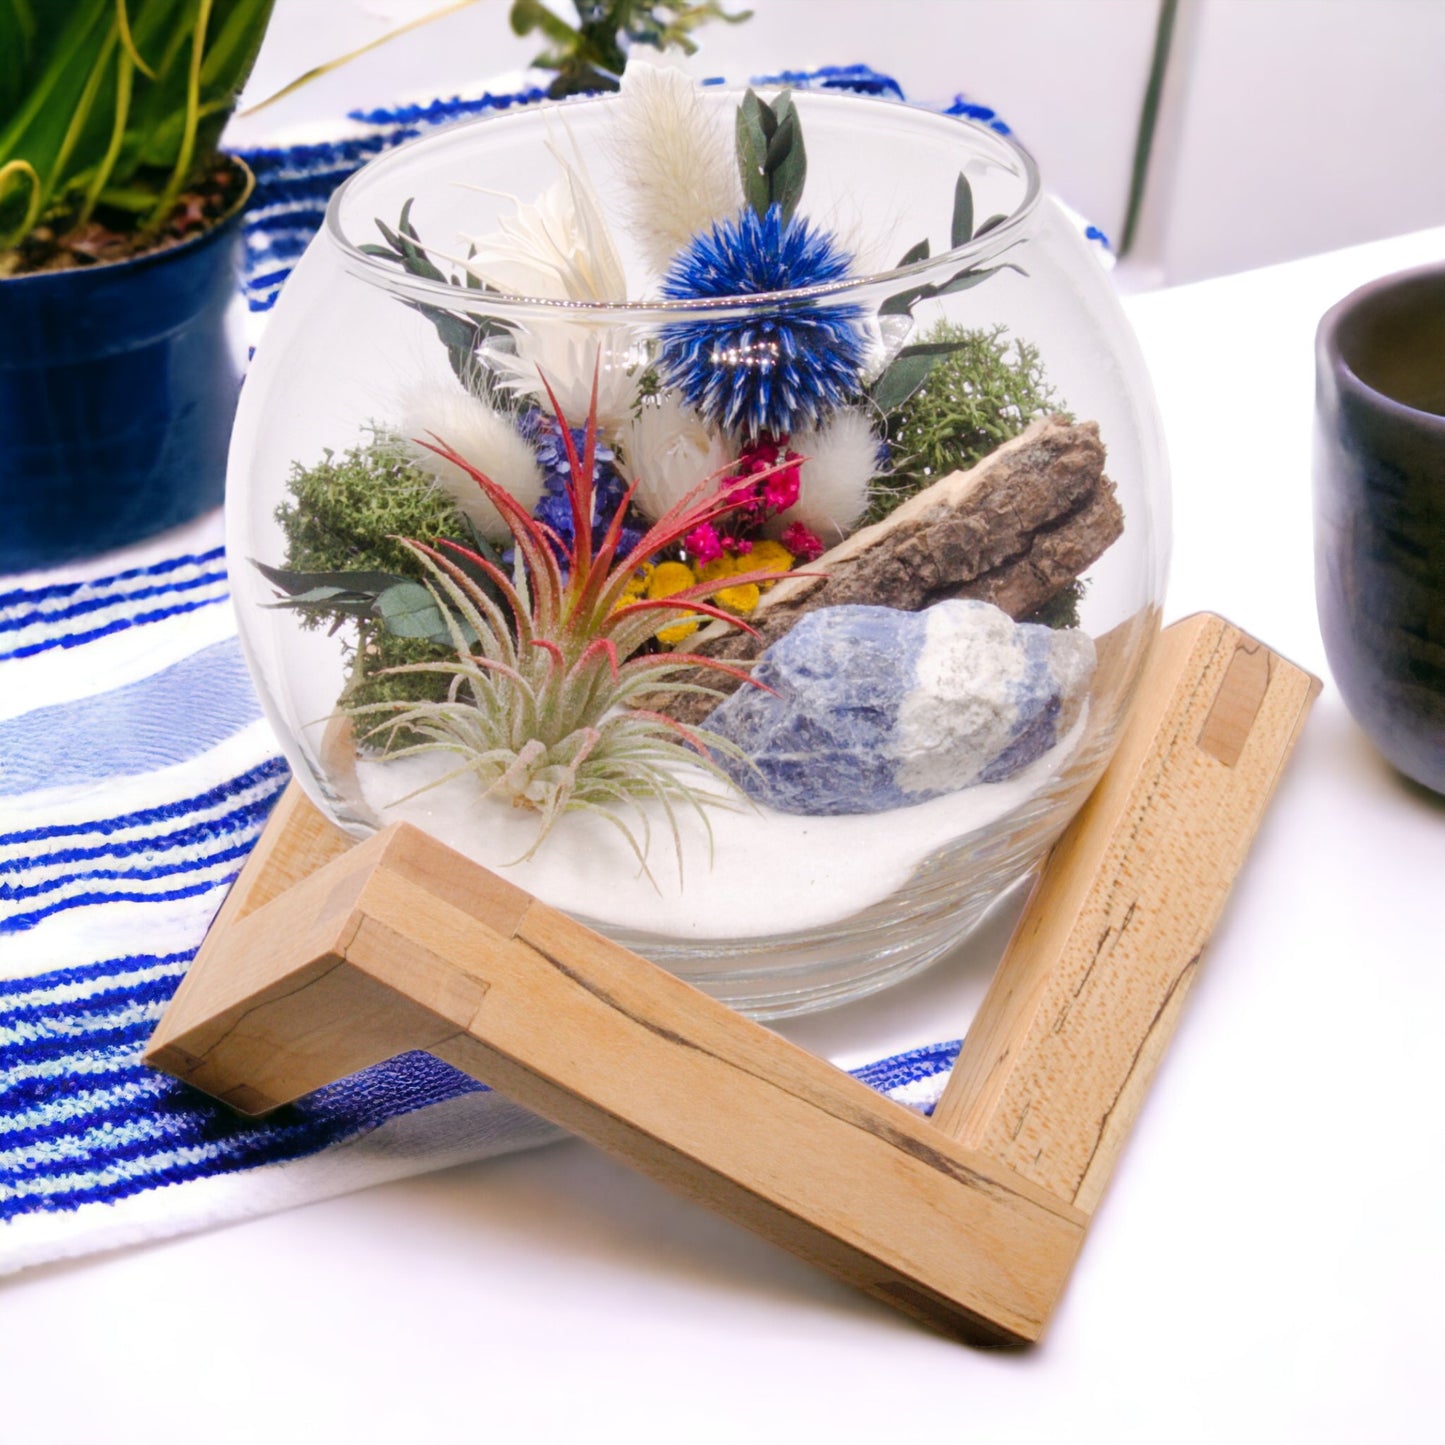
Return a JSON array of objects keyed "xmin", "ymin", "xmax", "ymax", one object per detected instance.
[
  {"xmin": 614, "ymin": 565, "xmax": 653, "ymax": 608},
  {"xmin": 696, "ymin": 555, "xmax": 736, "ymax": 585},
  {"xmin": 714, "ymin": 581, "xmax": 761, "ymax": 615},
  {"xmin": 747, "ymin": 539, "xmax": 794, "ymax": 579},
  {"xmin": 646, "ymin": 560, "xmax": 700, "ymax": 645}
]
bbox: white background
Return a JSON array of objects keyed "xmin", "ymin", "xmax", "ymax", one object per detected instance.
[{"xmin": 233, "ymin": 0, "xmax": 1445, "ymax": 285}]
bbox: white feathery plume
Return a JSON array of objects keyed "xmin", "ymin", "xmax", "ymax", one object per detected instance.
[
  {"xmin": 611, "ymin": 56, "xmax": 743, "ymax": 275},
  {"xmin": 619, "ymin": 393, "xmax": 734, "ymax": 521},
  {"xmin": 400, "ymin": 385, "xmax": 545, "ymax": 542},
  {"xmin": 776, "ymin": 409, "xmax": 881, "ymax": 544}
]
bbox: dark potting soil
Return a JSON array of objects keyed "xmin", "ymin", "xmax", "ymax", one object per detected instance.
[{"xmin": 0, "ymin": 158, "xmax": 249, "ymax": 277}]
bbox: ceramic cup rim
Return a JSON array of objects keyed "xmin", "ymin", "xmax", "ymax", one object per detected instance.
[{"xmin": 1317, "ymin": 259, "xmax": 1445, "ymax": 436}]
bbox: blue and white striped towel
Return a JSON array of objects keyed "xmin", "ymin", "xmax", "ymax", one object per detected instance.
[{"xmin": 0, "ymin": 67, "xmax": 1025, "ymax": 1276}]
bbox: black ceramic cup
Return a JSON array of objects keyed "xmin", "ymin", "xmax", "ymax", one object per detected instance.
[{"xmin": 1315, "ymin": 262, "xmax": 1445, "ymax": 795}]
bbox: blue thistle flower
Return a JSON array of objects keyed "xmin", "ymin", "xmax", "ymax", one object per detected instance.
[{"xmin": 658, "ymin": 205, "xmax": 869, "ymax": 441}]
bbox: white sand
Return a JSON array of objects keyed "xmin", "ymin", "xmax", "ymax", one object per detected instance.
[{"xmin": 353, "ymin": 716, "xmax": 1084, "ymax": 939}]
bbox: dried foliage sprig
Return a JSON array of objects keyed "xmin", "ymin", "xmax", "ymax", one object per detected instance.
[{"xmin": 359, "ymin": 199, "xmax": 507, "ymax": 384}]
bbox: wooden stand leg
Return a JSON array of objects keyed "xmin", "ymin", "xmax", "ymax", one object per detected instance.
[
  {"xmin": 931, "ymin": 613, "xmax": 1321, "ymax": 1216},
  {"xmin": 145, "ymin": 613, "xmax": 1318, "ymax": 1345}
]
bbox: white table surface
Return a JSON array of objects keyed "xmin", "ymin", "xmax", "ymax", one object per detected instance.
[{"xmin": 3, "ymin": 209, "xmax": 1443, "ymax": 1442}]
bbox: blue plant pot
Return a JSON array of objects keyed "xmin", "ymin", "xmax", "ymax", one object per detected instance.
[{"xmin": 0, "ymin": 166, "xmax": 252, "ymax": 573}]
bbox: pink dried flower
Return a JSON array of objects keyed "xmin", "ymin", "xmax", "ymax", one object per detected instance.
[
  {"xmin": 726, "ymin": 438, "xmax": 806, "ymax": 529},
  {"xmin": 760, "ymin": 460, "xmax": 801, "ymax": 514},
  {"xmin": 780, "ymin": 521, "xmax": 825, "ymax": 562},
  {"xmin": 685, "ymin": 522, "xmax": 726, "ymax": 564}
]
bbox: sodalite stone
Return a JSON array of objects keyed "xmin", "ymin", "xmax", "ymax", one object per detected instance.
[{"xmin": 708, "ymin": 600, "xmax": 1096, "ymax": 815}]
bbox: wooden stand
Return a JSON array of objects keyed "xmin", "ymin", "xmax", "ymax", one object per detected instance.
[{"xmin": 145, "ymin": 614, "xmax": 1319, "ymax": 1346}]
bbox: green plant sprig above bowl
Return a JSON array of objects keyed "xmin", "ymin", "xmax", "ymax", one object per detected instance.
[
  {"xmin": 511, "ymin": 0, "xmax": 752, "ymax": 98},
  {"xmin": 0, "ymin": 0, "xmax": 275, "ymax": 275}
]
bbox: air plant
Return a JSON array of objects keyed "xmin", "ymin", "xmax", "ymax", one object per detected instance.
[{"xmin": 350, "ymin": 377, "xmax": 795, "ymax": 867}]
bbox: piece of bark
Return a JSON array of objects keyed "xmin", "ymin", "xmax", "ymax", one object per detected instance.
[{"xmin": 661, "ymin": 415, "xmax": 1124, "ymax": 724}]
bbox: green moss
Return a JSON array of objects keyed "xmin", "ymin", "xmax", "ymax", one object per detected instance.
[
  {"xmin": 869, "ymin": 324, "xmax": 1065, "ymax": 525},
  {"xmin": 275, "ymin": 430, "xmax": 469, "ymax": 585},
  {"xmin": 274, "ymin": 430, "xmax": 471, "ymax": 715},
  {"xmin": 1021, "ymin": 578, "xmax": 1086, "ymax": 632},
  {"xmin": 345, "ymin": 629, "xmax": 458, "ymax": 727}
]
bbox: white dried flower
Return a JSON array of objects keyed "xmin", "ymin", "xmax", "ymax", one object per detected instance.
[
  {"xmin": 776, "ymin": 409, "xmax": 881, "ymax": 543},
  {"xmin": 484, "ymin": 327, "xmax": 643, "ymax": 432},
  {"xmin": 400, "ymin": 386, "xmax": 545, "ymax": 542},
  {"xmin": 460, "ymin": 137, "xmax": 626, "ymax": 302},
  {"xmin": 619, "ymin": 393, "xmax": 734, "ymax": 521},
  {"xmin": 611, "ymin": 56, "xmax": 743, "ymax": 276}
]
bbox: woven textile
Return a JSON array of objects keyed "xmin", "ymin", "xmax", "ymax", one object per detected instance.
[{"xmin": 0, "ymin": 68, "xmax": 982, "ymax": 1276}]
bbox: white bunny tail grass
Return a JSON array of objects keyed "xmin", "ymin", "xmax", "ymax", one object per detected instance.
[
  {"xmin": 401, "ymin": 386, "xmax": 545, "ymax": 542},
  {"xmin": 779, "ymin": 409, "xmax": 882, "ymax": 544},
  {"xmin": 613, "ymin": 58, "xmax": 742, "ymax": 275}
]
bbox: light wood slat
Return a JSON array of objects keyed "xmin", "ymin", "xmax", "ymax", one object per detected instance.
[
  {"xmin": 931, "ymin": 613, "xmax": 1320, "ymax": 1213},
  {"xmin": 149, "ymin": 822, "xmax": 1086, "ymax": 1345}
]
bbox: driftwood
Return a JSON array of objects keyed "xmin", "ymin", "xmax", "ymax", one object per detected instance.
[{"xmin": 662, "ymin": 415, "xmax": 1124, "ymax": 724}]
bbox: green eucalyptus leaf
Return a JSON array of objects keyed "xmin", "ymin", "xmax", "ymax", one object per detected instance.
[
  {"xmin": 878, "ymin": 283, "xmax": 929, "ymax": 318},
  {"xmin": 271, "ymin": 590, "xmax": 376, "ymax": 615},
  {"xmin": 770, "ymin": 89, "xmax": 796, "ymax": 128},
  {"xmin": 374, "ymin": 580, "xmax": 462, "ymax": 643},
  {"xmin": 895, "ymin": 338, "xmax": 982, "ymax": 359},
  {"xmin": 769, "ymin": 115, "xmax": 807, "ymax": 221},
  {"xmin": 976, "ymin": 212, "xmax": 1008, "ymax": 237},
  {"xmin": 950, "ymin": 171, "xmax": 975, "ymax": 248},
  {"xmin": 932, "ymin": 260, "xmax": 1026, "ymax": 298},
  {"xmin": 869, "ymin": 350, "xmax": 939, "ymax": 412},
  {"xmin": 762, "ymin": 110, "xmax": 794, "ymax": 176},
  {"xmin": 896, "ymin": 237, "xmax": 930, "ymax": 268},
  {"xmin": 736, "ymin": 88, "xmax": 770, "ymax": 217},
  {"xmin": 756, "ymin": 89, "xmax": 779, "ymax": 142},
  {"xmin": 876, "ymin": 260, "xmax": 1025, "ymax": 317},
  {"xmin": 253, "ymin": 560, "xmax": 406, "ymax": 598}
]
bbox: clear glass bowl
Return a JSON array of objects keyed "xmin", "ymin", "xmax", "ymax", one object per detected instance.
[{"xmin": 228, "ymin": 84, "xmax": 1169, "ymax": 1018}]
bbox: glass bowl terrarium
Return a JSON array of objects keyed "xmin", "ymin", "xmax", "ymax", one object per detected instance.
[{"xmin": 229, "ymin": 70, "xmax": 1169, "ymax": 1017}]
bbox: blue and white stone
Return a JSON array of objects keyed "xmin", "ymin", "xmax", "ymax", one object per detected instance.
[{"xmin": 707, "ymin": 600, "xmax": 1096, "ymax": 815}]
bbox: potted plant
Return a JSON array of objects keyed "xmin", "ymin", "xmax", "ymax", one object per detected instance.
[{"xmin": 0, "ymin": 0, "xmax": 275, "ymax": 571}]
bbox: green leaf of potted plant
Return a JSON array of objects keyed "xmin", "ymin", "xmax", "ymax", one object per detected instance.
[{"xmin": 0, "ymin": 0, "xmax": 275, "ymax": 571}]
